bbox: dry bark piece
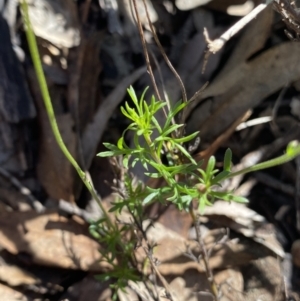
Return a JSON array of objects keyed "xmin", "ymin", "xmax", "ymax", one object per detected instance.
[
  {"xmin": 0, "ymin": 14, "xmax": 36, "ymax": 173},
  {"xmin": 73, "ymin": 34, "xmax": 103, "ymax": 133},
  {"xmin": 0, "ymin": 210, "xmax": 110, "ymax": 272},
  {"xmin": 26, "ymin": 59, "xmax": 78, "ymax": 203},
  {"xmin": 37, "ymin": 113, "xmax": 77, "ymax": 203},
  {"xmin": 0, "ymin": 15, "xmax": 35, "ymax": 123}
]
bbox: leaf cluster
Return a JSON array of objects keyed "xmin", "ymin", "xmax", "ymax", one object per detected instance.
[{"xmin": 98, "ymin": 86, "xmax": 248, "ymax": 213}]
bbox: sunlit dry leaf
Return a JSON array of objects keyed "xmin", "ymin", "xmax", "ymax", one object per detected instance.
[
  {"xmin": 204, "ymin": 201, "xmax": 284, "ymax": 257},
  {"xmin": 242, "ymin": 256, "xmax": 283, "ymax": 301},
  {"xmin": 167, "ymin": 267, "xmax": 244, "ymax": 301},
  {"xmin": 27, "ymin": 0, "xmax": 80, "ymax": 48},
  {"xmin": 0, "ymin": 211, "xmax": 110, "ymax": 272},
  {"xmin": 204, "ymin": 201, "xmax": 265, "ymax": 226},
  {"xmin": 0, "ymin": 283, "xmax": 27, "ymax": 301},
  {"xmin": 169, "ymin": 276, "xmax": 199, "ymax": 301},
  {"xmin": 61, "ymin": 276, "xmax": 112, "ymax": 301},
  {"xmin": 120, "ymin": 280, "xmax": 164, "ymax": 301},
  {"xmin": 135, "ymin": 222, "xmax": 270, "ymax": 276},
  {"xmin": 0, "ymin": 265, "xmax": 38, "ymax": 287},
  {"xmin": 215, "ymin": 268, "xmax": 244, "ymax": 301}
]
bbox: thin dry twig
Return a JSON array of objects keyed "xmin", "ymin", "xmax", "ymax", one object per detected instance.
[
  {"xmin": 108, "ymin": 157, "xmax": 173, "ymax": 300},
  {"xmin": 189, "ymin": 82, "xmax": 209, "ymax": 103},
  {"xmin": 190, "ymin": 206, "xmax": 219, "ymax": 300},
  {"xmin": 273, "ymin": 0, "xmax": 300, "ymax": 37},
  {"xmin": 141, "ymin": 0, "xmax": 187, "ymax": 107},
  {"xmin": 58, "ymin": 199, "xmax": 97, "ymax": 221},
  {"xmin": 295, "ymin": 156, "xmax": 300, "ymax": 232},
  {"xmin": 147, "ymin": 46, "xmax": 170, "ymax": 122},
  {"xmin": 139, "ymin": 0, "xmax": 192, "ymax": 138},
  {"xmin": 270, "ymin": 85, "xmax": 288, "ymax": 136},
  {"xmin": 132, "ymin": 0, "xmax": 161, "ymax": 101},
  {"xmin": 193, "ymin": 111, "xmax": 251, "ymax": 164},
  {"xmin": 204, "ymin": 1, "xmax": 273, "ymax": 54},
  {"xmin": 143, "ymin": 245, "xmax": 174, "ymax": 301}
]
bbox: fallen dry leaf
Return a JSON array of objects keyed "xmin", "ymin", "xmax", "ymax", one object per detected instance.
[
  {"xmin": 215, "ymin": 268, "xmax": 244, "ymax": 301},
  {"xmin": 242, "ymin": 256, "xmax": 283, "ymax": 301},
  {"xmin": 204, "ymin": 201, "xmax": 285, "ymax": 258},
  {"xmin": 0, "ymin": 264, "xmax": 38, "ymax": 287},
  {"xmin": 27, "ymin": 0, "xmax": 80, "ymax": 48},
  {"xmin": 0, "ymin": 283, "xmax": 27, "ymax": 301},
  {"xmin": 135, "ymin": 222, "xmax": 273, "ymax": 276},
  {"xmin": 61, "ymin": 275, "xmax": 112, "ymax": 301},
  {"xmin": 166, "ymin": 267, "xmax": 244, "ymax": 301},
  {"xmin": 0, "ymin": 210, "xmax": 110, "ymax": 272},
  {"xmin": 187, "ymin": 42, "xmax": 300, "ymax": 144}
]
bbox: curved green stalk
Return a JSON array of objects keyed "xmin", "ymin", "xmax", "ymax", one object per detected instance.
[
  {"xmin": 20, "ymin": 0, "xmax": 112, "ymax": 228},
  {"xmin": 225, "ymin": 141, "xmax": 300, "ymax": 179}
]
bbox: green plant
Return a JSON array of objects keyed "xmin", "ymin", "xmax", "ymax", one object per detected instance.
[
  {"xmin": 98, "ymin": 86, "xmax": 300, "ymax": 212},
  {"xmin": 96, "ymin": 86, "xmax": 300, "ymax": 299},
  {"xmin": 20, "ymin": 0, "xmax": 300, "ymax": 298}
]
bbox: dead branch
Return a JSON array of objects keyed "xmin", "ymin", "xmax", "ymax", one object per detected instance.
[{"xmin": 204, "ymin": 1, "xmax": 273, "ymax": 54}]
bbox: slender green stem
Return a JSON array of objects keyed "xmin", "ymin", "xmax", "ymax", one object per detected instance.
[
  {"xmin": 20, "ymin": 0, "xmax": 113, "ymax": 228},
  {"xmin": 143, "ymin": 134, "xmax": 173, "ymax": 186},
  {"xmin": 144, "ymin": 135, "xmax": 162, "ymax": 164},
  {"xmin": 225, "ymin": 143, "xmax": 300, "ymax": 180}
]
